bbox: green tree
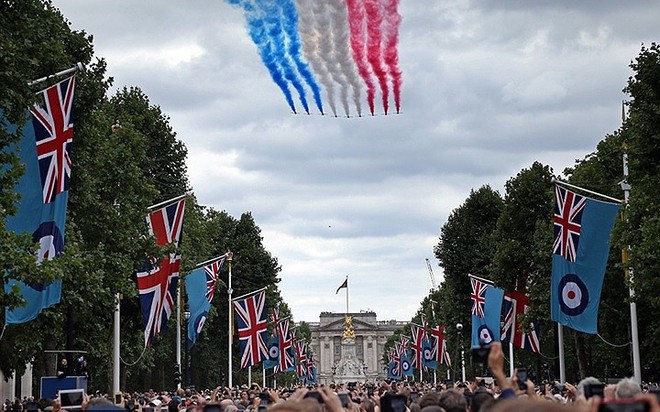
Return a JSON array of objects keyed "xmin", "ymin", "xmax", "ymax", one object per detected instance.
[
  {"xmin": 433, "ymin": 185, "xmax": 503, "ymax": 379},
  {"xmin": 620, "ymin": 43, "xmax": 660, "ymax": 380}
]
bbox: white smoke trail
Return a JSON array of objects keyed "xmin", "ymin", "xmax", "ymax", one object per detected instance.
[
  {"xmin": 312, "ymin": 0, "xmax": 350, "ymax": 117},
  {"xmin": 327, "ymin": 0, "xmax": 363, "ymax": 116},
  {"xmin": 295, "ymin": 0, "xmax": 337, "ymax": 116}
]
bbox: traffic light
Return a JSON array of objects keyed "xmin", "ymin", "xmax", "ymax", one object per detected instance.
[{"xmin": 174, "ymin": 363, "xmax": 182, "ymax": 385}]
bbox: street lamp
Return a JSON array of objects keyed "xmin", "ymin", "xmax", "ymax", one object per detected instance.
[
  {"xmin": 184, "ymin": 303, "xmax": 190, "ymax": 388},
  {"xmin": 456, "ymin": 323, "xmax": 466, "ymax": 382}
]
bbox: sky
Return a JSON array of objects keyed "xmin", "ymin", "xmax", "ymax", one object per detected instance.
[{"xmin": 50, "ymin": 0, "xmax": 659, "ymax": 323}]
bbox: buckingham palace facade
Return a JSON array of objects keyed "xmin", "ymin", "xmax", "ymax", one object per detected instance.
[{"xmin": 306, "ymin": 312, "xmax": 405, "ymax": 383}]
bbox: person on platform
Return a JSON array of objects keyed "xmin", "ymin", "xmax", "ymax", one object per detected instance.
[{"xmin": 56, "ymin": 357, "xmax": 69, "ymax": 378}]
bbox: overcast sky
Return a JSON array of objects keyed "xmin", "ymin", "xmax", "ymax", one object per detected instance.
[{"xmin": 51, "ymin": 0, "xmax": 658, "ymax": 323}]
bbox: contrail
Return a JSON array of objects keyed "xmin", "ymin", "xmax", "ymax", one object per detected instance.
[
  {"xmin": 327, "ymin": 0, "xmax": 363, "ymax": 117},
  {"xmin": 295, "ymin": 0, "xmax": 337, "ymax": 116},
  {"xmin": 365, "ymin": 0, "xmax": 389, "ymax": 115},
  {"xmin": 226, "ymin": 0, "xmax": 297, "ymax": 113},
  {"xmin": 279, "ymin": 0, "xmax": 324, "ymax": 114},
  {"xmin": 382, "ymin": 0, "xmax": 402, "ymax": 114},
  {"xmin": 346, "ymin": 0, "xmax": 376, "ymax": 115},
  {"xmin": 259, "ymin": 0, "xmax": 310, "ymax": 114},
  {"xmin": 313, "ymin": 0, "xmax": 350, "ymax": 117}
]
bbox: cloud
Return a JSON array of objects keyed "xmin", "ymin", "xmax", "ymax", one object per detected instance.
[{"xmin": 53, "ymin": 0, "xmax": 659, "ymax": 322}]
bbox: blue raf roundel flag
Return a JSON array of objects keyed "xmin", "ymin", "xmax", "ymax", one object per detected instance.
[
  {"xmin": 558, "ymin": 274, "xmax": 589, "ymax": 316},
  {"xmin": 402, "ymin": 359, "xmax": 411, "ymax": 372},
  {"xmin": 29, "ymin": 221, "xmax": 64, "ymax": 291},
  {"xmin": 268, "ymin": 341, "xmax": 279, "ymax": 361},
  {"xmin": 193, "ymin": 311, "xmax": 208, "ymax": 335},
  {"xmin": 478, "ymin": 325, "xmax": 494, "ymax": 345}
]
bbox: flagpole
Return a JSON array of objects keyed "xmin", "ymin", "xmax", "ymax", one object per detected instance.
[
  {"xmin": 551, "ymin": 179, "xmax": 622, "ymax": 204},
  {"xmin": 28, "ymin": 62, "xmax": 84, "ymax": 86},
  {"xmin": 196, "ymin": 253, "xmax": 229, "ymax": 268},
  {"xmin": 262, "ymin": 364, "xmax": 266, "ymax": 388},
  {"xmin": 345, "ymin": 275, "xmax": 349, "ymax": 314},
  {"xmin": 508, "ymin": 342, "xmax": 514, "ymax": 378},
  {"xmin": 227, "ymin": 252, "xmax": 234, "ymax": 389},
  {"xmin": 176, "ymin": 285, "xmax": 182, "ymax": 390},
  {"xmin": 147, "ymin": 193, "xmax": 188, "ymax": 210},
  {"xmin": 621, "ymin": 145, "xmax": 641, "ymax": 384},
  {"xmin": 557, "ymin": 323, "xmax": 566, "ymax": 383},
  {"xmin": 112, "ymin": 293, "xmax": 120, "ymax": 395},
  {"xmin": 248, "ymin": 366, "xmax": 252, "ymax": 387}
]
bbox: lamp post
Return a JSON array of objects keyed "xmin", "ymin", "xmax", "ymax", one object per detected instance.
[
  {"xmin": 456, "ymin": 323, "xmax": 465, "ymax": 382},
  {"xmin": 184, "ymin": 303, "xmax": 190, "ymax": 388}
]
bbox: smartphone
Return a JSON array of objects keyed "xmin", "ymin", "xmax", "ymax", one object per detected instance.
[
  {"xmin": 381, "ymin": 393, "xmax": 407, "ymax": 412},
  {"xmin": 444, "ymin": 379, "xmax": 454, "ymax": 389},
  {"xmin": 516, "ymin": 367, "xmax": 527, "ymax": 390},
  {"xmin": 471, "ymin": 345, "xmax": 491, "ymax": 363},
  {"xmin": 338, "ymin": 392, "xmax": 351, "ymax": 408},
  {"xmin": 113, "ymin": 393, "xmax": 122, "ymax": 405},
  {"xmin": 303, "ymin": 391, "xmax": 324, "ymax": 403},
  {"xmin": 538, "ymin": 384, "xmax": 545, "ymax": 395},
  {"xmin": 584, "ymin": 383, "xmax": 605, "ymax": 399},
  {"xmin": 59, "ymin": 389, "xmax": 85, "ymax": 409},
  {"xmin": 204, "ymin": 405, "xmax": 222, "ymax": 412},
  {"xmin": 598, "ymin": 399, "xmax": 650, "ymax": 412}
]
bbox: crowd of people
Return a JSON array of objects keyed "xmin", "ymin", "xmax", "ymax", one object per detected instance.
[{"xmin": 5, "ymin": 343, "xmax": 659, "ymax": 412}]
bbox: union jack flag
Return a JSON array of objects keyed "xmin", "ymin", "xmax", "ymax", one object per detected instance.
[
  {"xmin": 294, "ymin": 340, "xmax": 308, "ymax": 379},
  {"xmin": 389, "ymin": 347, "xmax": 402, "ymax": 377},
  {"xmin": 471, "ymin": 277, "xmax": 488, "ymax": 318},
  {"xmin": 553, "ymin": 185, "xmax": 586, "ymax": 262},
  {"xmin": 397, "ymin": 336, "xmax": 410, "ymax": 356},
  {"xmin": 270, "ymin": 307, "xmax": 282, "ymax": 324},
  {"xmin": 147, "ymin": 197, "xmax": 186, "ymax": 247},
  {"xmin": 501, "ymin": 291, "xmax": 540, "ymax": 354},
  {"xmin": 204, "ymin": 257, "xmax": 225, "ymax": 303},
  {"xmin": 137, "ymin": 253, "xmax": 181, "ymax": 347},
  {"xmin": 410, "ymin": 323, "xmax": 426, "ymax": 369},
  {"xmin": 305, "ymin": 353, "xmax": 318, "ymax": 384},
  {"xmin": 233, "ymin": 289, "xmax": 269, "ymax": 368},
  {"xmin": 30, "ymin": 76, "xmax": 75, "ymax": 204},
  {"xmin": 275, "ymin": 319, "xmax": 295, "ymax": 372},
  {"xmin": 429, "ymin": 325, "xmax": 451, "ymax": 366}
]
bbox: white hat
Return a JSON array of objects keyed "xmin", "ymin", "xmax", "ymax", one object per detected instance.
[{"xmin": 149, "ymin": 399, "xmax": 162, "ymax": 407}]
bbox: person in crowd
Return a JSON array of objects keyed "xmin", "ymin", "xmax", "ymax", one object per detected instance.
[{"xmin": 615, "ymin": 377, "xmax": 642, "ymax": 399}]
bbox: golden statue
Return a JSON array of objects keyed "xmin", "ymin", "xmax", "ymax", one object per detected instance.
[{"xmin": 342, "ymin": 315, "xmax": 356, "ymax": 340}]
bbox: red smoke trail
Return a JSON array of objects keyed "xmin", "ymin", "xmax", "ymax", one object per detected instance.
[
  {"xmin": 346, "ymin": 0, "xmax": 376, "ymax": 115},
  {"xmin": 383, "ymin": 0, "xmax": 402, "ymax": 114},
  {"xmin": 365, "ymin": 0, "xmax": 389, "ymax": 115}
]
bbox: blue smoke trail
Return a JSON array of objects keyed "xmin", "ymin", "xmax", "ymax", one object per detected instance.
[
  {"xmin": 279, "ymin": 0, "xmax": 324, "ymax": 115},
  {"xmin": 258, "ymin": 0, "xmax": 310, "ymax": 114},
  {"xmin": 226, "ymin": 0, "xmax": 297, "ymax": 113}
]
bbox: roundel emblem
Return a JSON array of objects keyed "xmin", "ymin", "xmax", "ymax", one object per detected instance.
[
  {"xmin": 558, "ymin": 274, "xmax": 589, "ymax": 316},
  {"xmin": 269, "ymin": 344, "xmax": 280, "ymax": 359},
  {"xmin": 478, "ymin": 325, "xmax": 493, "ymax": 345},
  {"xmin": 402, "ymin": 359, "xmax": 411, "ymax": 372},
  {"xmin": 423, "ymin": 347, "xmax": 433, "ymax": 361},
  {"xmin": 194, "ymin": 311, "xmax": 208, "ymax": 334},
  {"xmin": 29, "ymin": 222, "xmax": 64, "ymax": 291}
]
